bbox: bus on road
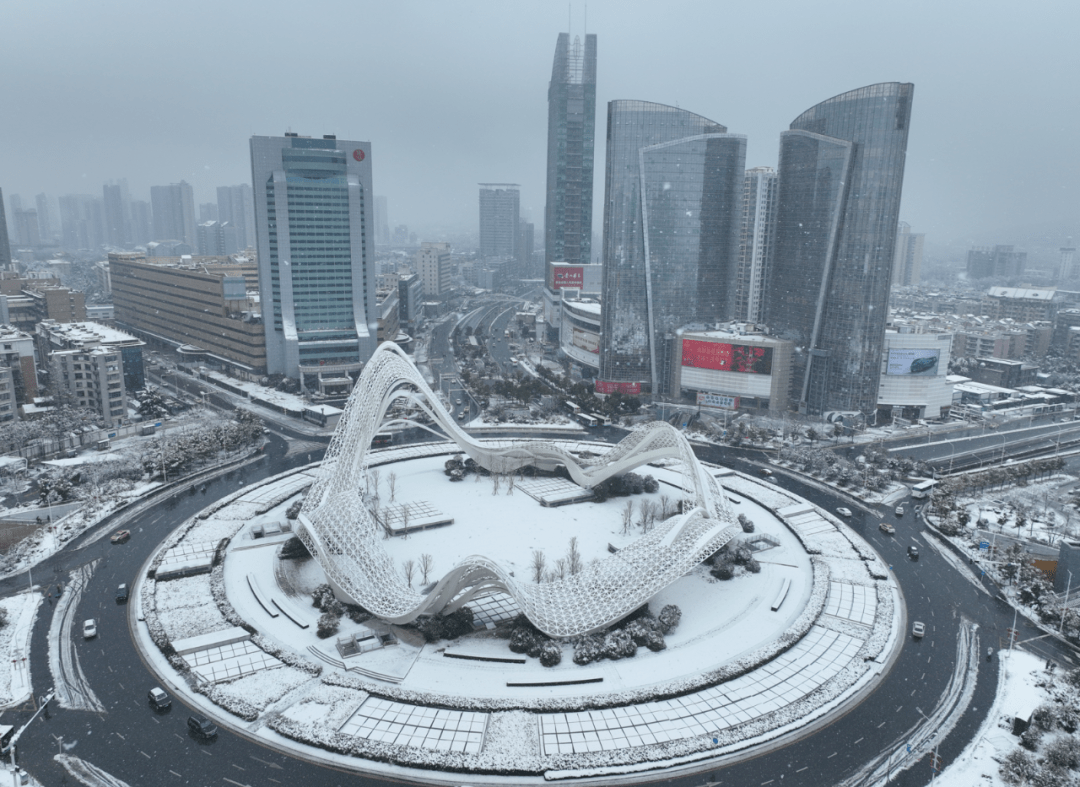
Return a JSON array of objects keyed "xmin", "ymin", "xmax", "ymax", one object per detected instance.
[{"xmin": 911, "ymin": 480, "xmax": 936, "ymax": 499}]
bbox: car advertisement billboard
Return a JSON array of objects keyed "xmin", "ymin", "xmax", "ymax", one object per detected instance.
[
  {"xmin": 886, "ymin": 348, "xmax": 940, "ymax": 376},
  {"xmin": 551, "ymin": 266, "xmax": 584, "ymax": 290},
  {"xmin": 696, "ymin": 392, "xmax": 739, "ymax": 410},
  {"xmin": 681, "ymin": 339, "xmax": 773, "ymax": 375},
  {"xmin": 572, "ymin": 327, "xmax": 600, "ymax": 354},
  {"xmin": 595, "ymin": 380, "xmax": 641, "ymax": 395}
]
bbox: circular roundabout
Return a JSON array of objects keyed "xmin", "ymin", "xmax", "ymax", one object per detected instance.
[{"xmin": 130, "ymin": 345, "xmax": 903, "ymax": 783}]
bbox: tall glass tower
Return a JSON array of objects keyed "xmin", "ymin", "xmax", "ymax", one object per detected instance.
[
  {"xmin": 764, "ymin": 83, "xmax": 914, "ymax": 418},
  {"xmin": 544, "ymin": 32, "xmax": 597, "ymax": 270},
  {"xmin": 0, "ymin": 187, "xmax": 11, "ymax": 270},
  {"xmin": 251, "ymin": 133, "xmax": 376, "ymax": 379},
  {"xmin": 597, "ymin": 101, "xmax": 746, "ymax": 396}
]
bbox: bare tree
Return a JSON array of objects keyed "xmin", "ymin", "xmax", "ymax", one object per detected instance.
[
  {"xmin": 402, "ymin": 559, "xmax": 415, "ymax": 587},
  {"xmin": 507, "ymin": 471, "xmax": 515, "ymax": 496},
  {"xmin": 492, "ymin": 471, "xmax": 501, "ymax": 496},
  {"xmin": 566, "ymin": 536, "xmax": 583, "ymax": 576},
  {"xmin": 531, "ymin": 549, "xmax": 546, "ymax": 583},
  {"xmin": 621, "ymin": 500, "xmax": 635, "ymax": 535},
  {"xmin": 387, "ymin": 471, "xmax": 397, "ymax": 502},
  {"xmin": 400, "ymin": 504, "xmax": 410, "ymax": 538},
  {"xmin": 420, "ymin": 553, "xmax": 434, "ymax": 584},
  {"xmin": 637, "ymin": 500, "xmax": 655, "ymax": 533},
  {"xmin": 368, "ymin": 468, "xmax": 380, "ymax": 502},
  {"xmin": 658, "ymin": 494, "xmax": 671, "ymax": 520},
  {"xmin": 551, "ymin": 557, "xmax": 568, "ymax": 581}
]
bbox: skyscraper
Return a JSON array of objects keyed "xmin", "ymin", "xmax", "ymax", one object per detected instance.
[
  {"xmin": 891, "ymin": 222, "xmax": 925, "ymax": 286},
  {"xmin": 35, "ymin": 194, "xmax": 54, "ymax": 245},
  {"xmin": 374, "ymin": 196, "xmax": 390, "ymax": 246},
  {"xmin": 734, "ymin": 167, "xmax": 778, "ymax": 323},
  {"xmin": 764, "ymin": 82, "xmax": 914, "ymax": 417},
  {"xmin": 251, "ymin": 133, "xmax": 376, "ymax": 379},
  {"xmin": 103, "ymin": 184, "xmax": 128, "ymax": 247},
  {"xmin": 0, "ymin": 188, "xmax": 11, "ymax": 269},
  {"xmin": 597, "ymin": 101, "xmax": 746, "ymax": 396},
  {"xmin": 150, "ymin": 181, "xmax": 196, "ymax": 247},
  {"xmin": 216, "ymin": 184, "xmax": 254, "ymax": 250},
  {"xmin": 544, "ymin": 32, "xmax": 597, "ymax": 273},
  {"xmin": 479, "ymin": 184, "xmax": 520, "ymax": 259}
]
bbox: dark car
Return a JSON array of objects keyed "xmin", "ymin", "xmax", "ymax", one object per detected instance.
[
  {"xmin": 187, "ymin": 715, "xmax": 217, "ymax": 738},
  {"xmin": 908, "ymin": 545, "xmax": 919, "ymax": 560},
  {"xmin": 148, "ymin": 687, "xmax": 171, "ymax": 710},
  {"xmin": 116, "ymin": 584, "xmax": 129, "ymax": 602}
]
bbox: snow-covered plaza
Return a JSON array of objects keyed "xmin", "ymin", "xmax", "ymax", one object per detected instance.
[{"xmin": 132, "ymin": 437, "xmax": 903, "ymax": 781}]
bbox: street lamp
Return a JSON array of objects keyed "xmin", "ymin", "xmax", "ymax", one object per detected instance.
[{"xmin": 1060, "ymin": 570, "xmax": 1073, "ymax": 634}]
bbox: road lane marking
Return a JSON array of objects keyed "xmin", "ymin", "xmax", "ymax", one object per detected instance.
[
  {"xmin": 174, "ymin": 733, "xmax": 184, "ymax": 740},
  {"xmin": 249, "ymin": 755, "xmax": 283, "ymax": 769},
  {"xmin": 114, "ymin": 732, "xmax": 125, "ymax": 740},
  {"xmin": 223, "ymin": 780, "xmax": 251, "ymax": 787},
  {"xmin": 896, "ymin": 706, "xmax": 903, "ymax": 713},
  {"xmin": 796, "ymin": 766, "xmax": 808, "ymax": 772},
  {"xmin": 854, "ymin": 738, "xmax": 863, "ymax": 744},
  {"xmin": 828, "ymin": 752, "xmax": 837, "ymax": 758},
  {"xmin": 140, "ymin": 750, "xmax": 151, "ymax": 759},
  {"xmin": 170, "ymin": 770, "xmax": 182, "ymax": 777},
  {"xmin": 231, "ymin": 764, "xmax": 245, "ymax": 771},
  {"xmin": 911, "ymin": 689, "xmax": 917, "ymax": 696}
]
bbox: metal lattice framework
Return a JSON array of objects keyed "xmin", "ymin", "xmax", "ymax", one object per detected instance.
[{"xmin": 298, "ymin": 342, "xmax": 737, "ymax": 637}]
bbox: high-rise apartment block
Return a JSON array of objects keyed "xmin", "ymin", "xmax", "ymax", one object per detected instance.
[
  {"xmin": 34, "ymin": 194, "xmax": 54, "ymax": 245},
  {"xmin": 417, "ymin": 242, "xmax": 451, "ymax": 299},
  {"xmin": 544, "ymin": 32, "xmax": 597, "ymax": 275},
  {"xmin": 216, "ymin": 184, "xmax": 254, "ymax": 251},
  {"xmin": 479, "ymin": 184, "xmax": 520, "ymax": 259},
  {"xmin": 597, "ymin": 101, "xmax": 746, "ymax": 396},
  {"xmin": 765, "ymin": 82, "xmax": 914, "ymax": 417},
  {"xmin": 1059, "ymin": 246, "xmax": 1077, "ymax": 281},
  {"xmin": 151, "ymin": 181, "xmax": 196, "ymax": 247},
  {"xmin": 374, "ymin": 196, "xmax": 390, "ymax": 246},
  {"xmin": 0, "ymin": 188, "xmax": 11, "ymax": 269},
  {"xmin": 251, "ymin": 133, "xmax": 376, "ymax": 380},
  {"xmin": 102, "ymin": 184, "xmax": 128, "ymax": 247},
  {"xmin": 966, "ymin": 245, "xmax": 1027, "ymax": 279},
  {"xmin": 734, "ymin": 167, "xmax": 778, "ymax": 323},
  {"xmin": 891, "ymin": 222, "xmax": 925, "ymax": 286}
]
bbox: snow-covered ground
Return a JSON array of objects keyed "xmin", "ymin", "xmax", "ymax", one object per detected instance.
[
  {"xmin": 934, "ymin": 649, "xmax": 1047, "ymax": 787},
  {"xmin": 0, "ymin": 591, "xmax": 42, "ymax": 708}
]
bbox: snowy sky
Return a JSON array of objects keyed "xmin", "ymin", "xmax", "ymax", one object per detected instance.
[{"xmin": 2, "ymin": 0, "xmax": 1078, "ymax": 247}]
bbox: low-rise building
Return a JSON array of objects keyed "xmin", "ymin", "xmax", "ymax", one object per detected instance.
[
  {"xmin": 0, "ymin": 366, "xmax": 16, "ymax": 423},
  {"xmin": 0, "ymin": 324, "xmax": 38, "ymax": 405},
  {"xmin": 877, "ymin": 329, "xmax": 953, "ymax": 422}
]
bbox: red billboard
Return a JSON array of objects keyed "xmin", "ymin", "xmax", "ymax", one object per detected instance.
[
  {"xmin": 551, "ymin": 266, "xmax": 584, "ymax": 290},
  {"xmin": 595, "ymin": 380, "xmax": 641, "ymax": 395},
  {"xmin": 681, "ymin": 339, "xmax": 773, "ymax": 375}
]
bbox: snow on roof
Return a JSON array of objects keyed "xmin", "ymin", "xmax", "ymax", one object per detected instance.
[{"xmin": 987, "ymin": 286, "xmax": 1056, "ymax": 300}]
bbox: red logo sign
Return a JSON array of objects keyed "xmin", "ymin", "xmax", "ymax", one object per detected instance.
[
  {"xmin": 595, "ymin": 380, "xmax": 641, "ymax": 395},
  {"xmin": 551, "ymin": 266, "xmax": 584, "ymax": 290},
  {"xmin": 352, "ymin": 149, "xmax": 365, "ymax": 162},
  {"xmin": 682, "ymin": 340, "xmax": 773, "ymax": 375}
]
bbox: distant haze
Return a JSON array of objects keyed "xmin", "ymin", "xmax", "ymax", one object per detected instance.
[{"xmin": 2, "ymin": 0, "xmax": 1078, "ymax": 247}]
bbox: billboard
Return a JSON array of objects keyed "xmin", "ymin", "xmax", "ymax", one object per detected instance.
[
  {"xmin": 572, "ymin": 327, "xmax": 600, "ymax": 354},
  {"xmin": 595, "ymin": 380, "xmax": 641, "ymax": 395},
  {"xmin": 681, "ymin": 339, "xmax": 773, "ymax": 375},
  {"xmin": 697, "ymin": 392, "xmax": 739, "ymax": 410},
  {"xmin": 551, "ymin": 266, "xmax": 584, "ymax": 290},
  {"xmin": 886, "ymin": 348, "xmax": 940, "ymax": 376}
]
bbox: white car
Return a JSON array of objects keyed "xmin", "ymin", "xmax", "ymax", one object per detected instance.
[
  {"xmin": 912, "ymin": 621, "xmax": 925, "ymax": 638},
  {"xmin": 83, "ymin": 619, "xmax": 97, "ymax": 639},
  {"xmin": 836, "ymin": 507, "xmax": 852, "ymax": 518}
]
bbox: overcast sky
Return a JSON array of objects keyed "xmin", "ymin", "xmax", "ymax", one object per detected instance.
[{"xmin": 3, "ymin": 0, "xmax": 1078, "ymax": 251}]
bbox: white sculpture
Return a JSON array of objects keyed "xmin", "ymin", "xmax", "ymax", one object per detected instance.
[{"xmin": 299, "ymin": 342, "xmax": 737, "ymax": 637}]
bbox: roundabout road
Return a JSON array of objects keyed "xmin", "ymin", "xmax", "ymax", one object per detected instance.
[{"xmin": 0, "ymin": 432, "xmax": 1072, "ymax": 786}]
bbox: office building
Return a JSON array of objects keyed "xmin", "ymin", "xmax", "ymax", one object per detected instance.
[
  {"xmin": 374, "ymin": 196, "xmax": 390, "ymax": 246},
  {"xmin": 151, "ymin": 181, "xmax": 196, "ymax": 248},
  {"xmin": 891, "ymin": 222, "xmax": 924, "ymax": 286},
  {"xmin": 672, "ymin": 327, "xmax": 794, "ymax": 413},
  {"xmin": 397, "ymin": 273, "xmax": 424, "ymax": 330},
  {"xmin": 129, "ymin": 200, "xmax": 152, "ymax": 246},
  {"xmin": 733, "ymin": 167, "xmax": 778, "ymax": 322},
  {"xmin": 544, "ymin": 32, "xmax": 597, "ymax": 277},
  {"xmin": 110, "ymin": 252, "xmax": 265, "ymax": 376},
  {"xmin": 34, "ymin": 194, "xmax": 54, "ymax": 245},
  {"xmin": 251, "ymin": 133, "xmax": 376, "ymax": 380},
  {"xmin": 217, "ymin": 184, "xmax": 254, "ymax": 251},
  {"xmin": 5, "ymin": 194, "xmax": 21, "ymax": 245},
  {"xmin": 196, "ymin": 221, "xmax": 239, "ymax": 256},
  {"xmin": 14, "ymin": 209, "xmax": 40, "ymax": 249},
  {"xmin": 1058, "ymin": 246, "xmax": 1077, "ymax": 281},
  {"xmin": 764, "ymin": 82, "xmax": 915, "ymax": 417},
  {"xmin": 417, "ymin": 242, "xmax": 451, "ymax": 299},
  {"xmin": 877, "ymin": 328, "xmax": 952, "ymax": 421},
  {"xmin": 597, "ymin": 101, "xmax": 746, "ymax": 396},
  {"xmin": 36, "ymin": 320, "xmax": 145, "ymax": 425},
  {"xmin": 966, "ymin": 245, "xmax": 1026, "ymax": 279},
  {"xmin": 0, "ymin": 187, "xmax": 11, "ymax": 270},
  {"xmin": 102, "ymin": 184, "xmax": 128, "ymax": 247},
  {"xmin": 479, "ymin": 184, "xmax": 520, "ymax": 259}
]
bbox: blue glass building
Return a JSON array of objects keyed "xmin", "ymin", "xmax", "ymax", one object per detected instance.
[
  {"xmin": 597, "ymin": 101, "xmax": 745, "ymax": 396},
  {"xmin": 764, "ymin": 83, "xmax": 914, "ymax": 417},
  {"xmin": 251, "ymin": 134, "xmax": 376, "ymax": 380}
]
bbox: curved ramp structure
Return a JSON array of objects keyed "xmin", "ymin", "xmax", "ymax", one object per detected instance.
[{"xmin": 299, "ymin": 342, "xmax": 736, "ymax": 637}]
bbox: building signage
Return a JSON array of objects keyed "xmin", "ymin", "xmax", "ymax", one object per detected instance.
[
  {"xmin": 572, "ymin": 327, "xmax": 599, "ymax": 354},
  {"xmin": 595, "ymin": 380, "xmax": 641, "ymax": 395},
  {"xmin": 352, "ymin": 149, "xmax": 365, "ymax": 162},
  {"xmin": 886, "ymin": 348, "xmax": 940, "ymax": 376},
  {"xmin": 551, "ymin": 266, "xmax": 584, "ymax": 290},
  {"xmin": 696, "ymin": 392, "xmax": 740, "ymax": 410},
  {"xmin": 681, "ymin": 339, "xmax": 773, "ymax": 375}
]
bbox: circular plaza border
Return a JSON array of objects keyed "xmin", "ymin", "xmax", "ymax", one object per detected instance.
[{"xmin": 131, "ymin": 439, "xmax": 903, "ymax": 783}]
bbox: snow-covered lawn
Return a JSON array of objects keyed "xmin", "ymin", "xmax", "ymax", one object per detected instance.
[
  {"xmin": 154, "ymin": 576, "xmax": 230, "ymax": 642},
  {"xmin": 0, "ymin": 591, "xmax": 42, "ymax": 707},
  {"xmin": 214, "ymin": 666, "xmax": 313, "ymax": 711}
]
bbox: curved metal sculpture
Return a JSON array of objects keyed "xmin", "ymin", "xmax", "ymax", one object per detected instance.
[{"xmin": 298, "ymin": 342, "xmax": 737, "ymax": 637}]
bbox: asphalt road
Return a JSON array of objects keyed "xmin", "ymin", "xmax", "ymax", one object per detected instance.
[
  {"xmin": 888, "ymin": 420, "xmax": 1080, "ymax": 471},
  {"xmin": 0, "ymin": 433, "xmax": 1075, "ymax": 786}
]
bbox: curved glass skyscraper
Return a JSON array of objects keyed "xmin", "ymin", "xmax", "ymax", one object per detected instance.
[
  {"xmin": 598, "ymin": 101, "xmax": 746, "ymax": 396},
  {"xmin": 764, "ymin": 83, "xmax": 914, "ymax": 417}
]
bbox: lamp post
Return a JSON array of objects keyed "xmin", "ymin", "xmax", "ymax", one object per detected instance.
[{"xmin": 1060, "ymin": 570, "xmax": 1074, "ymax": 634}]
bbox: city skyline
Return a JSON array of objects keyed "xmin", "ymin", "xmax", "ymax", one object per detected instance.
[{"xmin": 2, "ymin": 2, "xmax": 1077, "ymax": 247}]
